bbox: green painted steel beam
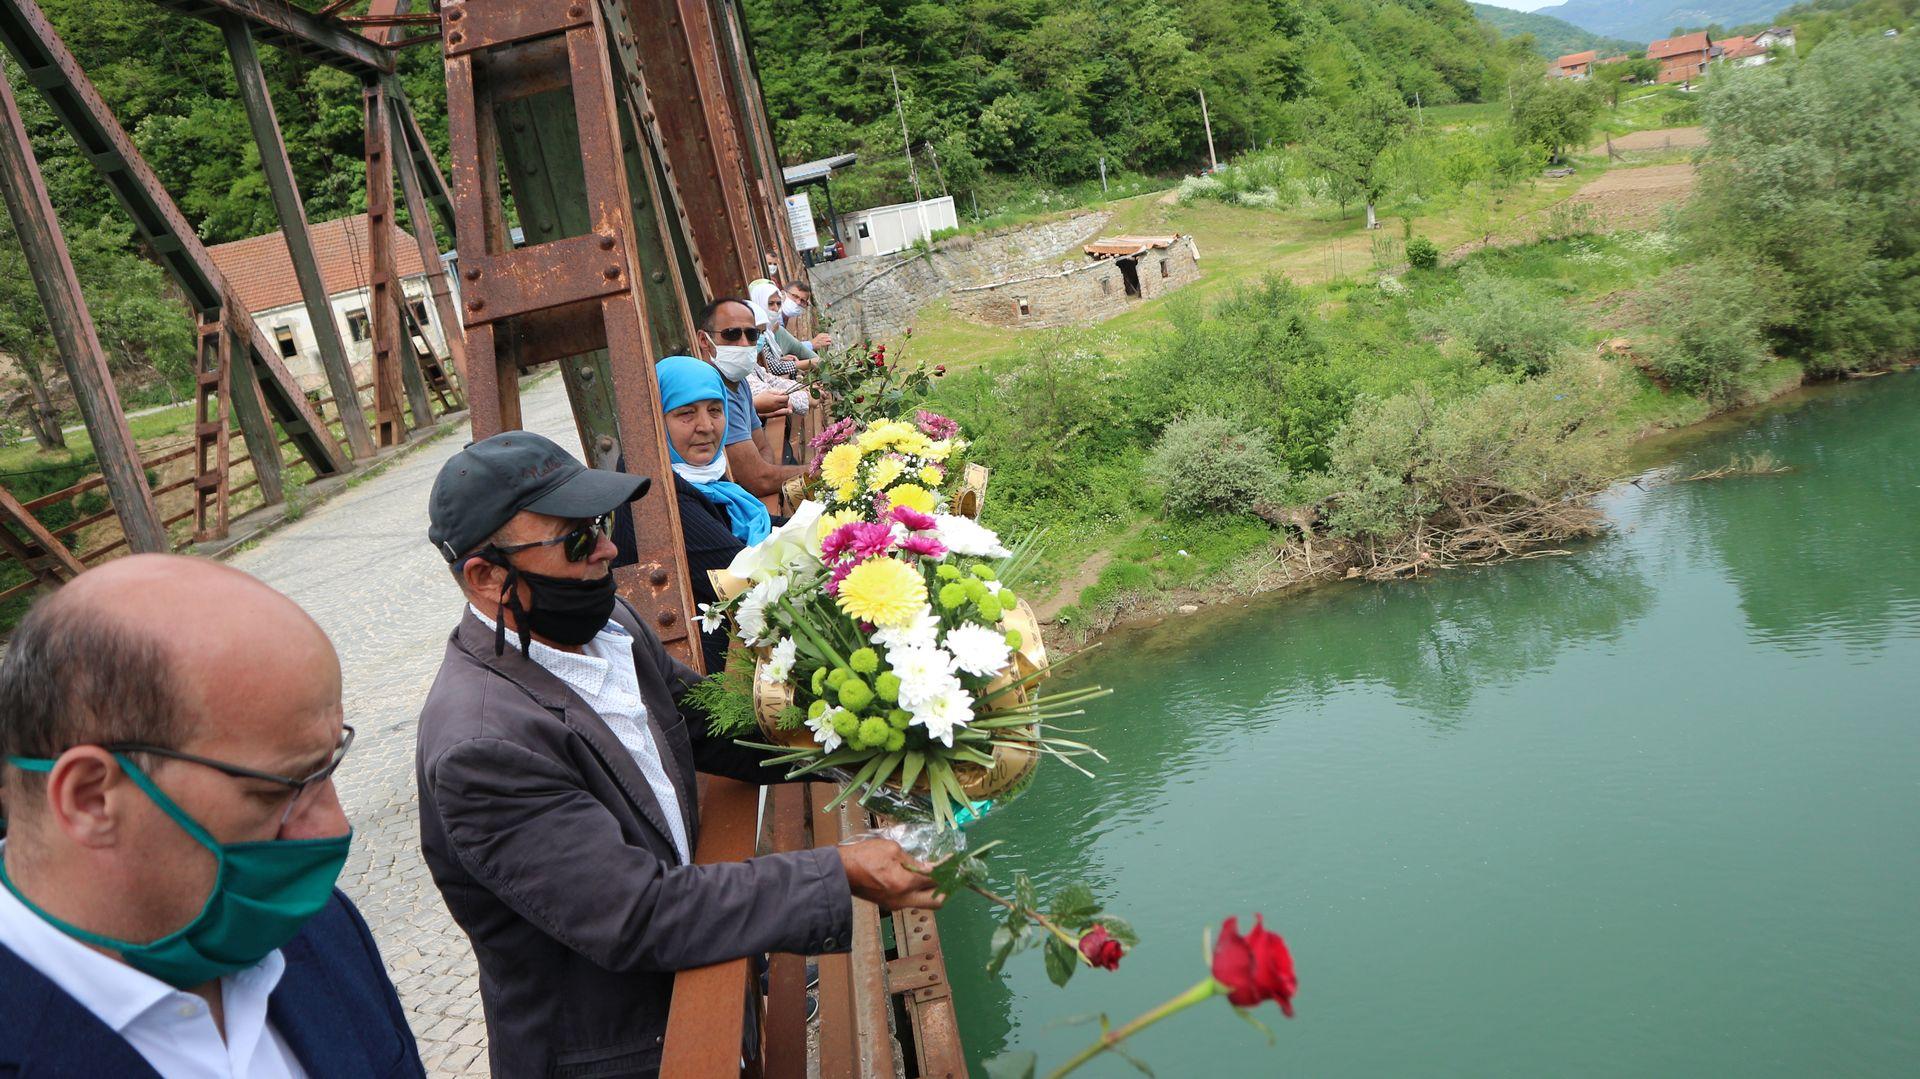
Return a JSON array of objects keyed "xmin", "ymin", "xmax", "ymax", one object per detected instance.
[{"xmin": 149, "ymin": 0, "xmax": 392, "ymax": 77}]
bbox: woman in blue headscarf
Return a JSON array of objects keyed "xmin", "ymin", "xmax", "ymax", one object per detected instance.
[{"xmin": 614, "ymin": 355, "xmax": 776, "ymax": 672}]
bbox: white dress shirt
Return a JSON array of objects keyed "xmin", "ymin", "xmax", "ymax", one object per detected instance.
[
  {"xmin": 0, "ymin": 843, "xmax": 306, "ymax": 1078},
  {"xmin": 469, "ymin": 605, "xmax": 692, "ymax": 861}
]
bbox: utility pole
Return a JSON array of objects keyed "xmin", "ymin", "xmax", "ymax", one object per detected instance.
[
  {"xmin": 1415, "ymin": 91, "xmax": 1422, "ymax": 126},
  {"xmin": 1098, "ymin": 154, "xmax": 1107, "ymax": 194},
  {"xmin": 891, "ymin": 67, "xmax": 932, "ymax": 247},
  {"xmin": 923, "ymin": 140, "xmax": 948, "ymax": 197},
  {"xmin": 1198, "ymin": 88, "xmax": 1218, "ymax": 172}
]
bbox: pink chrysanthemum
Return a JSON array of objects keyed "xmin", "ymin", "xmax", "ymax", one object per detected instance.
[
  {"xmin": 891, "ymin": 505, "xmax": 938, "ymax": 532},
  {"xmin": 900, "ymin": 533, "xmax": 947, "ymax": 560},
  {"xmin": 914, "ymin": 409, "xmax": 960, "ymax": 440},
  {"xmin": 820, "ymin": 521, "xmax": 895, "ymax": 564},
  {"xmin": 810, "ymin": 417, "xmax": 857, "ymax": 453},
  {"xmin": 826, "ymin": 560, "xmax": 856, "ymax": 596}
]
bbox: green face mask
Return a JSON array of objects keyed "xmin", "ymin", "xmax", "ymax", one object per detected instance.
[{"xmin": 0, "ymin": 752, "xmax": 351, "ymax": 989}]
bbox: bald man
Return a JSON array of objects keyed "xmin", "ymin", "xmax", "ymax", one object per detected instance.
[{"xmin": 0, "ymin": 555, "xmax": 424, "ymax": 1078}]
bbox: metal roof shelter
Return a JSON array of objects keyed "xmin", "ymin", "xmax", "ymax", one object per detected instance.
[{"xmin": 781, "ymin": 152, "xmax": 856, "ymax": 260}]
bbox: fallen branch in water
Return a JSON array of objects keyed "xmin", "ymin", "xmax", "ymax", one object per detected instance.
[{"xmin": 1676, "ymin": 452, "xmax": 1793, "ymax": 483}]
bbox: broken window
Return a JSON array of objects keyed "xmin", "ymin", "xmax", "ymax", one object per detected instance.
[
  {"xmin": 273, "ymin": 325, "xmax": 298, "ymax": 359},
  {"xmin": 345, "ymin": 308, "xmax": 371, "ymax": 342},
  {"xmin": 1160, "ymin": 258, "xmax": 1170, "ymax": 278},
  {"xmin": 1016, "ymin": 297, "xmax": 1031, "ymax": 316}
]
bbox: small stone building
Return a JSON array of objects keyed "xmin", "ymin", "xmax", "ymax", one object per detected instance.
[{"xmin": 947, "ymin": 234, "xmax": 1201, "ymax": 329}]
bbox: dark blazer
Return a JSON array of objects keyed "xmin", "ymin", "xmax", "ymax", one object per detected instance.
[
  {"xmin": 416, "ymin": 600, "xmax": 851, "ymax": 1078},
  {"xmin": 0, "ymin": 890, "xmax": 424, "ymax": 1078}
]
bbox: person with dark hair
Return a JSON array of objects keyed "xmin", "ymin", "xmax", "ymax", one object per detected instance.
[
  {"xmin": 695, "ymin": 296, "xmax": 804, "ymax": 496},
  {"xmin": 416, "ymin": 432, "xmax": 940, "ymax": 1078},
  {"xmin": 0, "ymin": 554, "xmax": 423, "ymax": 1078}
]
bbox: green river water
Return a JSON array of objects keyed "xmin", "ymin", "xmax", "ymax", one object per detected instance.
[{"xmin": 942, "ymin": 372, "xmax": 1920, "ymax": 1076}]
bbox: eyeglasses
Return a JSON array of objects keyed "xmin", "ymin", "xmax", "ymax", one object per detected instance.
[
  {"xmin": 711, "ymin": 326, "xmax": 763, "ymax": 344},
  {"xmin": 106, "ymin": 725, "xmax": 356, "ymax": 826},
  {"xmin": 491, "ymin": 512, "xmax": 613, "ymax": 563}
]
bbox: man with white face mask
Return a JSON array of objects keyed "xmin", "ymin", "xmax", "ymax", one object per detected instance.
[{"xmin": 696, "ymin": 297, "xmax": 805, "ymax": 497}]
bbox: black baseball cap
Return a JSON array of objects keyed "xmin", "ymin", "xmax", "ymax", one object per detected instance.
[{"xmin": 427, "ymin": 431, "xmax": 649, "ymax": 563}]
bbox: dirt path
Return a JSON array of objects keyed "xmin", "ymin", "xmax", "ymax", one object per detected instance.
[{"xmin": 1593, "ymin": 125, "xmax": 1706, "ymax": 154}]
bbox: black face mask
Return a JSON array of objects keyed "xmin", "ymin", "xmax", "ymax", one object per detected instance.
[{"xmin": 483, "ymin": 552, "xmax": 618, "ymax": 657}]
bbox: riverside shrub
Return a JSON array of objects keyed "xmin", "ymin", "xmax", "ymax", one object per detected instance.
[
  {"xmin": 1648, "ymin": 257, "xmax": 1781, "ymax": 406},
  {"xmin": 1143, "ymin": 414, "xmax": 1289, "ymax": 519},
  {"xmin": 1420, "ymin": 270, "xmax": 1579, "ymax": 376}
]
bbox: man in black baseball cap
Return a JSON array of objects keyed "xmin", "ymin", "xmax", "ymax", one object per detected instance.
[{"xmin": 414, "ymin": 430, "xmax": 938, "ymax": 1078}]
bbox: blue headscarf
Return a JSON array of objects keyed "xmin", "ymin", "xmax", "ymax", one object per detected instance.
[{"xmin": 656, "ymin": 355, "xmax": 772, "ymax": 546}]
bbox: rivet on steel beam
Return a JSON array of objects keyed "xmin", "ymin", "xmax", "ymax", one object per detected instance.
[
  {"xmin": 464, "ymin": 268, "xmax": 480, "ymax": 281},
  {"xmin": 655, "ymin": 610, "xmax": 676, "ymax": 627},
  {"xmin": 578, "ymin": 366, "xmax": 595, "ymax": 384},
  {"xmin": 650, "ymin": 270, "xmax": 666, "ymax": 283},
  {"xmin": 448, "ymin": 31, "xmax": 463, "ymax": 45},
  {"xmin": 467, "ymin": 298, "xmax": 484, "ymax": 312},
  {"xmin": 603, "ymin": 265, "xmax": 621, "ymax": 279},
  {"xmin": 598, "ymin": 234, "xmax": 616, "ymax": 250},
  {"xmin": 649, "ymin": 568, "xmax": 669, "ymax": 586},
  {"xmin": 568, "ymin": 4, "xmax": 584, "ymax": 16},
  {"xmin": 447, "ymin": 8, "xmax": 463, "ymax": 21}
]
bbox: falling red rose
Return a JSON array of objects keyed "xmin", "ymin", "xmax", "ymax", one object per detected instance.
[
  {"xmin": 1078, "ymin": 926, "xmax": 1124, "ymax": 971},
  {"xmin": 1210, "ymin": 915, "xmax": 1296, "ymax": 1016}
]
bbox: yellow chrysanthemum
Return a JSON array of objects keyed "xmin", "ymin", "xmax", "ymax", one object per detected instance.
[
  {"xmin": 918, "ymin": 466, "xmax": 943, "ymax": 486},
  {"xmin": 855, "ymin": 420, "xmax": 905, "ymax": 453},
  {"xmin": 866, "ymin": 456, "xmax": 906, "ymax": 491},
  {"xmin": 922, "ymin": 439, "xmax": 953, "ymax": 461},
  {"xmin": 836, "ymin": 557, "xmax": 929, "ymax": 628},
  {"xmin": 821, "ymin": 444, "xmax": 862, "ymax": 488},
  {"xmin": 885, "ymin": 484, "xmax": 937, "ymax": 515},
  {"xmin": 835, "ymin": 482, "xmax": 858, "ymax": 502},
  {"xmin": 813, "ymin": 508, "xmax": 864, "ymax": 550}
]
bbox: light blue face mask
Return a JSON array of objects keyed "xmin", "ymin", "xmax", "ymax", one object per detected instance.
[{"xmin": 0, "ymin": 753, "xmax": 351, "ymax": 988}]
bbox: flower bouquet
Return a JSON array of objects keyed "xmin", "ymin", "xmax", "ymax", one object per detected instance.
[{"xmin": 698, "ymin": 417, "xmax": 1104, "ymax": 830}]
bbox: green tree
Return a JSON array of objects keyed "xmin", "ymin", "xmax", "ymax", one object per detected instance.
[
  {"xmin": 1299, "ymin": 79, "xmax": 1413, "ymax": 229},
  {"xmin": 1590, "ymin": 57, "xmax": 1658, "ymax": 107},
  {"xmin": 1508, "ymin": 69, "xmax": 1601, "ymax": 163}
]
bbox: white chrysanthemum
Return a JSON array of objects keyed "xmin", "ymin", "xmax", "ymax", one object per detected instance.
[
  {"xmin": 943, "ymin": 622, "xmax": 1012, "ymax": 677},
  {"xmin": 697, "ymin": 602, "xmax": 726, "ymax": 633},
  {"xmin": 728, "ymin": 501, "xmax": 827, "ymax": 580},
  {"xmin": 760, "ymin": 637, "xmax": 797, "ymax": 683},
  {"xmin": 984, "ymin": 579, "xmax": 1003, "ymax": 595},
  {"xmin": 734, "ymin": 576, "xmax": 789, "ymax": 644},
  {"xmin": 933, "ymin": 514, "xmax": 1010, "ymax": 558},
  {"xmin": 807, "ymin": 708, "xmax": 843, "ymax": 753},
  {"xmin": 887, "ymin": 643, "xmax": 960, "ymax": 710},
  {"xmin": 910, "ymin": 686, "xmax": 976, "ymax": 747},
  {"xmin": 871, "ymin": 607, "xmax": 941, "ymax": 651}
]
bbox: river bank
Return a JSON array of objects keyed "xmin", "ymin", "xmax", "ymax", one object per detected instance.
[{"xmin": 1036, "ymin": 362, "xmax": 1910, "ymax": 655}]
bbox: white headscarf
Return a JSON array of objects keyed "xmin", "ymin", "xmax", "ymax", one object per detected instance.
[{"xmin": 748, "ymin": 279, "xmax": 784, "ymax": 329}]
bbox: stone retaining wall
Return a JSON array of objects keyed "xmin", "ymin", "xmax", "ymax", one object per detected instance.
[{"xmin": 809, "ymin": 210, "xmax": 1112, "ymax": 340}]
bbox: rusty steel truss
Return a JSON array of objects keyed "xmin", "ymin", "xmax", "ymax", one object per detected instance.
[{"xmin": 0, "ymin": 1, "xmax": 968, "ymax": 1073}]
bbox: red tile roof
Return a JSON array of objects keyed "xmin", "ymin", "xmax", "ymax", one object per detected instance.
[
  {"xmin": 207, "ymin": 213, "xmax": 429, "ymax": 316},
  {"xmin": 1719, "ymin": 35, "xmax": 1768, "ymax": 59},
  {"xmin": 1084, "ymin": 235, "xmax": 1180, "ymax": 257},
  {"xmin": 1556, "ymin": 50, "xmax": 1598, "ymax": 69},
  {"xmin": 1649, "ymin": 32, "xmax": 1711, "ymax": 59}
]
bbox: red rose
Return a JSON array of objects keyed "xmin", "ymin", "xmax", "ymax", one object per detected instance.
[
  {"xmin": 1211, "ymin": 915, "xmax": 1295, "ymax": 1015},
  {"xmin": 934, "ymin": 364, "xmax": 947, "ymax": 376},
  {"xmin": 855, "ymin": 395, "xmax": 866, "ymax": 402},
  {"xmin": 1078, "ymin": 926, "xmax": 1124, "ymax": 971},
  {"xmin": 905, "ymin": 328, "xmax": 914, "ymax": 338}
]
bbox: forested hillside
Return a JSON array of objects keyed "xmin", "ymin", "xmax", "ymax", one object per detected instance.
[
  {"xmin": 1469, "ymin": 3, "xmax": 1643, "ymax": 55},
  {"xmin": 1528, "ymin": 0, "xmax": 1782, "ymax": 40},
  {"xmin": 743, "ymin": 0, "xmax": 1530, "ymax": 208}
]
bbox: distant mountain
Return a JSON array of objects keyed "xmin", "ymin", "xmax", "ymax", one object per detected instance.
[
  {"xmin": 1529, "ymin": 0, "xmax": 1787, "ymax": 41},
  {"xmin": 1470, "ymin": 2, "xmax": 1645, "ymax": 55}
]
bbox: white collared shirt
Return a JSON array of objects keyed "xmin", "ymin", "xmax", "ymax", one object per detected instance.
[
  {"xmin": 0, "ymin": 843, "xmax": 306, "ymax": 1078},
  {"xmin": 469, "ymin": 605, "xmax": 692, "ymax": 861}
]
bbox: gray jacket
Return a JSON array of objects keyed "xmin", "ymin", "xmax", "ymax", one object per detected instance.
[{"xmin": 415, "ymin": 601, "xmax": 851, "ymax": 1078}]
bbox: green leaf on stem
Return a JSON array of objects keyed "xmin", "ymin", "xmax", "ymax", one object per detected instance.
[
  {"xmin": 1049, "ymin": 884, "xmax": 1101, "ymax": 927},
  {"xmin": 985, "ymin": 926, "xmax": 1018, "ymax": 977},
  {"xmin": 1043, "ymin": 934, "xmax": 1078, "ymax": 988},
  {"xmin": 1092, "ymin": 914, "xmax": 1139, "ymax": 948},
  {"xmin": 981, "ymin": 1051, "xmax": 1036, "ymax": 1079}
]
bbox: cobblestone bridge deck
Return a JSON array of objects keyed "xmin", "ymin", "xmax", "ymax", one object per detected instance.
[{"xmin": 228, "ymin": 376, "xmax": 577, "ymax": 1076}]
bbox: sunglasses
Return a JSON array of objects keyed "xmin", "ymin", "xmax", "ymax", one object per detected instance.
[
  {"xmin": 491, "ymin": 512, "xmax": 614, "ymax": 563},
  {"xmin": 106, "ymin": 725, "xmax": 357, "ymax": 826},
  {"xmin": 710, "ymin": 326, "xmax": 763, "ymax": 344}
]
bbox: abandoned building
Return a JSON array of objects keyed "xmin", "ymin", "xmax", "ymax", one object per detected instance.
[{"xmin": 947, "ymin": 234, "xmax": 1202, "ymax": 329}]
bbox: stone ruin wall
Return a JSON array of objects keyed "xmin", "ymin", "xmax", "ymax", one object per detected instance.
[
  {"xmin": 945, "ymin": 236, "xmax": 1202, "ymax": 330},
  {"xmin": 808, "ymin": 210, "xmax": 1113, "ymax": 341}
]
